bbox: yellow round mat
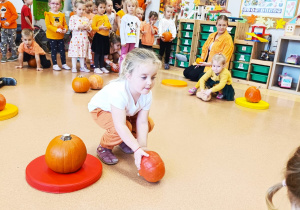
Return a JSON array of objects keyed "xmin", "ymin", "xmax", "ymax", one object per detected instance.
[
  {"xmin": 0, "ymin": 103, "xmax": 18, "ymax": 121},
  {"xmin": 235, "ymin": 97, "xmax": 269, "ymax": 110},
  {"xmin": 161, "ymin": 79, "xmax": 188, "ymax": 87}
]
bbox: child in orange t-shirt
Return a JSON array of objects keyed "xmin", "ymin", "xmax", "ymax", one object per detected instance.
[
  {"xmin": 0, "ymin": 0, "xmax": 18, "ymax": 63},
  {"xmin": 140, "ymin": 11, "xmax": 158, "ymax": 49},
  {"xmin": 15, "ymin": 29, "xmax": 51, "ymax": 71}
]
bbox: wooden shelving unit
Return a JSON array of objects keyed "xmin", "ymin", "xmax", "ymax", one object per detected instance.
[
  {"xmin": 268, "ymin": 36, "xmax": 300, "ymax": 95},
  {"xmin": 230, "ymin": 39, "xmax": 273, "ymax": 89},
  {"xmin": 173, "ymin": 19, "xmax": 249, "ymax": 68}
]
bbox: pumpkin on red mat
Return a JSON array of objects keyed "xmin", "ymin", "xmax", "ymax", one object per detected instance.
[
  {"xmin": 88, "ymin": 74, "xmax": 103, "ymax": 90},
  {"xmin": 0, "ymin": 94, "xmax": 6, "ymax": 111},
  {"xmin": 28, "ymin": 58, "xmax": 37, "ymax": 68},
  {"xmin": 72, "ymin": 75, "xmax": 90, "ymax": 93},
  {"xmin": 245, "ymin": 86, "xmax": 261, "ymax": 103},
  {"xmin": 162, "ymin": 31, "xmax": 172, "ymax": 42},
  {"xmin": 45, "ymin": 134, "xmax": 87, "ymax": 173},
  {"xmin": 139, "ymin": 151, "xmax": 165, "ymax": 182}
]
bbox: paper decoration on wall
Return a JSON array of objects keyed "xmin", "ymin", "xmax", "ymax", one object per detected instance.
[
  {"xmin": 194, "ymin": 0, "xmax": 200, "ymax": 6},
  {"xmin": 276, "ymin": 18, "xmax": 286, "ymax": 29},
  {"xmin": 256, "ymin": 16, "xmax": 266, "ymax": 24},
  {"xmin": 247, "ymin": 14, "xmax": 258, "ymax": 24},
  {"xmin": 265, "ymin": 18, "xmax": 275, "ymax": 29},
  {"xmin": 214, "ymin": 4, "xmax": 222, "ymax": 10}
]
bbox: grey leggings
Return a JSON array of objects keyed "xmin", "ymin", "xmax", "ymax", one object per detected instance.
[{"xmin": 0, "ymin": 28, "xmax": 17, "ymax": 57}]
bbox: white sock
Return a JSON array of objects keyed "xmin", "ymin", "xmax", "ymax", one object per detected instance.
[
  {"xmin": 79, "ymin": 58, "xmax": 85, "ymax": 68},
  {"xmin": 72, "ymin": 58, "xmax": 77, "ymax": 69}
]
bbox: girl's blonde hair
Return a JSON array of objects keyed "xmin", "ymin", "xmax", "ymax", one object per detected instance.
[
  {"xmin": 118, "ymin": 48, "xmax": 161, "ymax": 80},
  {"xmin": 164, "ymin": 5, "xmax": 174, "ymax": 12},
  {"xmin": 212, "ymin": 54, "xmax": 226, "ymax": 65},
  {"xmin": 74, "ymin": 0, "xmax": 85, "ymax": 8},
  {"xmin": 123, "ymin": 0, "xmax": 138, "ymax": 14},
  {"xmin": 266, "ymin": 146, "xmax": 300, "ymax": 209}
]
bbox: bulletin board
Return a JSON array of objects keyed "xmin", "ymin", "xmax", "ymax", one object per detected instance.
[
  {"xmin": 240, "ymin": 0, "xmax": 300, "ymax": 29},
  {"xmin": 33, "ymin": 0, "xmax": 64, "ymax": 20}
]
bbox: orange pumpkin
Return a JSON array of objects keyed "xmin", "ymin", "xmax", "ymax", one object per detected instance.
[
  {"xmin": 196, "ymin": 58, "xmax": 204, "ymax": 64},
  {"xmin": 88, "ymin": 74, "xmax": 103, "ymax": 90},
  {"xmin": 162, "ymin": 31, "xmax": 172, "ymax": 42},
  {"xmin": 0, "ymin": 94, "xmax": 6, "ymax": 111},
  {"xmin": 139, "ymin": 151, "xmax": 165, "ymax": 183},
  {"xmin": 245, "ymin": 86, "xmax": 261, "ymax": 103},
  {"xmin": 110, "ymin": 64, "xmax": 119, "ymax": 73},
  {"xmin": 28, "ymin": 58, "xmax": 37, "ymax": 68},
  {"xmin": 72, "ymin": 75, "xmax": 90, "ymax": 93},
  {"xmin": 45, "ymin": 134, "xmax": 87, "ymax": 174}
]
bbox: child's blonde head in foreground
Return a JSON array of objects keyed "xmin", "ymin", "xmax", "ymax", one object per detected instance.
[
  {"xmin": 266, "ymin": 146, "xmax": 300, "ymax": 209},
  {"xmin": 123, "ymin": 0, "xmax": 138, "ymax": 14},
  {"xmin": 119, "ymin": 48, "xmax": 161, "ymax": 80}
]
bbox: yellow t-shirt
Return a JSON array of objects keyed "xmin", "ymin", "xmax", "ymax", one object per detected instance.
[
  {"xmin": 44, "ymin": 11, "xmax": 68, "ymax": 40},
  {"xmin": 92, "ymin": 14, "xmax": 111, "ymax": 36},
  {"xmin": 116, "ymin": 10, "xmax": 125, "ymax": 36},
  {"xmin": 198, "ymin": 68, "xmax": 232, "ymax": 92}
]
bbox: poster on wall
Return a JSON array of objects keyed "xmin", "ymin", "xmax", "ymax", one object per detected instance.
[
  {"xmin": 283, "ymin": 0, "xmax": 298, "ymax": 18},
  {"xmin": 240, "ymin": 0, "xmax": 287, "ymax": 18}
]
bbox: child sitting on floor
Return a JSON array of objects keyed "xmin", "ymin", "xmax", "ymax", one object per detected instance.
[
  {"xmin": 15, "ymin": 29, "xmax": 51, "ymax": 71},
  {"xmin": 266, "ymin": 146, "xmax": 300, "ymax": 210},
  {"xmin": 189, "ymin": 54, "xmax": 235, "ymax": 101},
  {"xmin": 88, "ymin": 48, "xmax": 161, "ymax": 169}
]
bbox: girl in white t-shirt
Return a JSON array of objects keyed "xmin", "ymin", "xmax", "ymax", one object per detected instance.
[{"xmin": 88, "ymin": 48, "xmax": 161, "ymax": 169}]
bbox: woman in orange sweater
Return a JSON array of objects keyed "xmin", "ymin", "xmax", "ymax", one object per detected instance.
[{"xmin": 183, "ymin": 15, "xmax": 234, "ymax": 82}]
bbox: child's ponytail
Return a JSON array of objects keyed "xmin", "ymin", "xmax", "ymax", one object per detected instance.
[{"xmin": 265, "ymin": 182, "xmax": 285, "ymax": 210}]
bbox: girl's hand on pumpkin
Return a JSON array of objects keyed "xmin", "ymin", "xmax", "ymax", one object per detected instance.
[
  {"xmin": 36, "ymin": 67, "xmax": 43, "ymax": 71},
  {"xmin": 62, "ymin": 28, "xmax": 67, "ymax": 34},
  {"xmin": 204, "ymin": 89, "xmax": 212, "ymax": 96},
  {"xmin": 112, "ymin": 63, "xmax": 118, "ymax": 70},
  {"xmin": 56, "ymin": 28, "xmax": 63, "ymax": 33},
  {"xmin": 134, "ymin": 148, "xmax": 149, "ymax": 170},
  {"xmin": 169, "ymin": 37, "xmax": 174, "ymax": 42},
  {"xmin": 4, "ymin": 22, "xmax": 9, "ymax": 26},
  {"xmin": 161, "ymin": 37, "xmax": 165, "ymax": 42},
  {"xmin": 15, "ymin": 65, "xmax": 23, "ymax": 69}
]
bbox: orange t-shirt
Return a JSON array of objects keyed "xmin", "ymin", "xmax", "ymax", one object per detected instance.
[
  {"xmin": 18, "ymin": 41, "xmax": 46, "ymax": 55},
  {"xmin": 141, "ymin": 22, "xmax": 158, "ymax": 46},
  {"xmin": 0, "ymin": 1, "xmax": 18, "ymax": 29}
]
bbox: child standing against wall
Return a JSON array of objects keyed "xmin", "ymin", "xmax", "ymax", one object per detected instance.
[
  {"xmin": 119, "ymin": 0, "xmax": 140, "ymax": 69},
  {"xmin": 0, "ymin": 0, "xmax": 18, "ymax": 63},
  {"xmin": 106, "ymin": 0, "xmax": 115, "ymax": 34},
  {"xmin": 158, "ymin": 5, "xmax": 176, "ymax": 70},
  {"xmin": 88, "ymin": 48, "xmax": 161, "ymax": 167},
  {"xmin": 21, "ymin": 0, "xmax": 34, "ymax": 30},
  {"xmin": 45, "ymin": 0, "xmax": 71, "ymax": 71},
  {"xmin": 68, "ymin": 0, "xmax": 92, "ymax": 73},
  {"xmin": 92, "ymin": 0, "xmax": 111, "ymax": 74},
  {"xmin": 140, "ymin": 11, "xmax": 158, "ymax": 49}
]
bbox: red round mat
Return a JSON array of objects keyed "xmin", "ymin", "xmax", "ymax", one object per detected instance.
[{"xmin": 26, "ymin": 154, "xmax": 102, "ymax": 193}]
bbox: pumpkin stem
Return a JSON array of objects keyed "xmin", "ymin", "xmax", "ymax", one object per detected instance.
[
  {"xmin": 61, "ymin": 134, "xmax": 72, "ymax": 141},
  {"xmin": 78, "ymin": 75, "xmax": 83, "ymax": 78}
]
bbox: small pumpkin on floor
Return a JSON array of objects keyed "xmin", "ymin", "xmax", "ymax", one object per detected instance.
[
  {"xmin": 196, "ymin": 57, "xmax": 204, "ymax": 64},
  {"xmin": 245, "ymin": 86, "xmax": 261, "ymax": 103},
  {"xmin": 88, "ymin": 74, "xmax": 103, "ymax": 90},
  {"xmin": 196, "ymin": 91, "xmax": 211, "ymax": 101},
  {"xmin": 28, "ymin": 58, "xmax": 37, "ymax": 68},
  {"xmin": 45, "ymin": 134, "xmax": 87, "ymax": 173},
  {"xmin": 139, "ymin": 151, "xmax": 165, "ymax": 183},
  {"xmin": 72, "ymin": 75, "xmax": 90, "ymax": 93},
  {"xmin": 0, "ymin": 94, "xmax": 6, "ymax": 111}
]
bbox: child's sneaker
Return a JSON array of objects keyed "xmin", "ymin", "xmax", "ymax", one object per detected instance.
[
  {"xmin": 80, "ymin": 67, "xmax": 90, "ymax": 72},
  {"xmin": 101, "ymin": 67, "xmax": 109, "ymax": 73},
  {"xmin": 94, "ymin": 68, "xmax": 103, "ymax": 74},
  {"xmin": 90, "ymin": 64, "xmax": 95, "ymax": 69},
  {"xmin": 71, "ymin": 68, "xmax": 77, "ymax": 73},
  {"xmin": 216, "ymin": 93, "xmax": 224, "ymax": 99},
  {"xmin": 164, "ymin": 63, "xmax": 170, "ymax": 70},
  {"xmin": 188, "ymin": 87, "xmax": 197, "ymax": 95},
  {"xmin": 53, "ymin": 64, "xmax": 61, "ymax": 71},
  {"xmin": 1, "ymin": 56, "xmax": 7, "ymax": 63},
  {"xmin": 7, "ymin": 56, "xmax": 18, "ymax": 62},
  {"xmin": 62, "ymin": 64, "xmax": 71, "ymax": 70}
]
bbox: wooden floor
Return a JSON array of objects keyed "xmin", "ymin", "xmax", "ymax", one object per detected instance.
[{"xmin": 1, "ymin": 57, "xmax": 300, "ymax": 210}]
